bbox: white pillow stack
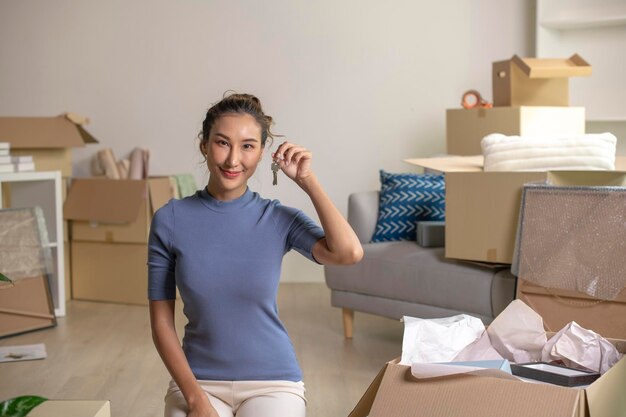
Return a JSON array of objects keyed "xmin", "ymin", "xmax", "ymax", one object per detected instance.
[{"xmin": 481, "ymin": 133, "xmax": 617, "ymax": 172}]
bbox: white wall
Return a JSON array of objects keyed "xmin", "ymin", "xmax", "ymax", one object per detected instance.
[{"xmin": 0, "ymin": 0, "xmax": 534, "ymax": 282}]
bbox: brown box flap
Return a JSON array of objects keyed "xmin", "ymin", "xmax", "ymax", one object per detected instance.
[
  {"xmin": 361, "ymin": 361, "xmax": 581, "ymax": 417},
  {"xmin": 64, "ymin": 178, "xmax": 146, "ymax": 224},
  {"xmin": 148, "ymin": 177, "xmax": 174, "ymax": 215},
  {"xmin": 0, "ymin": 115, "xmax": 98, "ymax": 149},
  {"xmin": 404, "ymin": 155, "xmax": 484, "ymax": 173},
  {"xmin": 512, "ymin": 54, "xmax": 592, "ymax": 79}
]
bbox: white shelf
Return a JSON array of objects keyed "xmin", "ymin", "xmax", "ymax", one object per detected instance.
[
  {"xmin": 0, "ymin": 170, "xmax": 65, "ymax": 317},
  {"xmin": 540, "ymin": 15, "xmax": 626, "ymax": 30}
]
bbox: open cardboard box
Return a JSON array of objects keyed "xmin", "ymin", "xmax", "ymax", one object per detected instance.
[
  {"xmin": 446, "ymin": 106, "xmax": 585, "ymax": 156},
  {"xmin": 492, "ymin": 54, "xmax": 592, "ymax": 107},
  {"xmin": 63, "ymin": 177, "xmax": 173, "ymax": 305},
  {"xmin": 0, "ymin": 113, "xmax": 98, "ymax": 176},
  {"xmin": 350, "ymin": 335, "xmax": 626, "ymax": 417},
  {"xmin": 404, "ymin": 156, "xmax": 626, "ymax": 264}
]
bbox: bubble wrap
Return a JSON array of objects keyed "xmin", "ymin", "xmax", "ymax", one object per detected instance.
[
  {"xmin": 0, "ymin": 207, "xmax": 53, "ymax": 282},
  {"xmin": 516, "ymin": 184, "xmax": 626, "ymax": 300}
]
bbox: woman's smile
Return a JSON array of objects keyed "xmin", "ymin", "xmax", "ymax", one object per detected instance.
[{"xmin": 219, "ymin": 167, "xmax": 243, "ymax": 179}]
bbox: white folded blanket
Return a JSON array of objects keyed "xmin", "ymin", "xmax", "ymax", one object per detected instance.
[{"xmin": 481, "ymin": 133, "xmax": 617, "ymax": 172}]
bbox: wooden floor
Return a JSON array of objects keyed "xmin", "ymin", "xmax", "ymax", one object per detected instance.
[{"xmin": 0, "ymin": 283, "xmax": 403, "ymax": 417}]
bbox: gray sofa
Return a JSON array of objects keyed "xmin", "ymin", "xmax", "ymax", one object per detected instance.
[{"xmin": 324, "ymin": 191, "xmax": 516, "ymax": 338}]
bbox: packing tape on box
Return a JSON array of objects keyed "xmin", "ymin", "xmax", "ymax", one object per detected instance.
[{"xmin": 461, "ymin": 90, "xmax": 493, "ymax": 110}]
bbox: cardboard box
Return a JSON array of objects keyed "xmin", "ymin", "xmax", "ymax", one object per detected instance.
[
  {"xmin": 516, "ymin": 283, "xmax": 626, "ymax": 339},
  {"xmin": 0, "ymin": 207, "xmax": 57, "ymax": 337},
  {"xmin": 0, "ymin": 114, "xmax": 98, "ymax": 177},
  {"xmin": 405, "ymin": 156, "xmax": 544, "ymax": 263},
  {"xmin": 29, "ymin": 400, "xmax": 110, "ymax": 417},
  {"xmin": 0, "ymin": 275, "xmax": 56, "ymax": 338},
  {"xmin": 350, "ymin": 340, "xmax": 626, "ymax": 417},
  {"xmin": 514, "ymin": 173, "xmax": 626, "ymax": 339},
  {"xmin": 71, "ymin": 241, "xmax": 151, "ymax": 305},
  {"xmin": 63, "ymin": 177, "xmax": 172, "ymax": 305},
  {"xmin": 446, "ymin": 106, "xmax": 585, "ymax": 156},
  {"xmin": 492, "ymin": 54, "xmax": 592, "ymax": 107},
  {"xmin": 64, "ymin": 178, "xmax": 172, "ymax": 244},
  {"xmin": 404, "ymin": 156, "xmax": 626, "ymax": 264}
]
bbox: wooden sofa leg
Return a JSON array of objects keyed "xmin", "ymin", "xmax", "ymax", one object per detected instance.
[{"xmin": 342, "ymin": 308, "xmax": 354, "ymax": 339}]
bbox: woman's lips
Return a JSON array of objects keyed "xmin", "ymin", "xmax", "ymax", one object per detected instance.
[{"xmin": 220, "ymin": 168, "xmax": 242, "ymax": 179}]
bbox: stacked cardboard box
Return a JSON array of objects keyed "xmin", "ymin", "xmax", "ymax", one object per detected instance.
[
  {"xmin": 0, "ymin": 114, "xmax": 99, "ymax": 302},
  {"xmin": 63, "ymin": 177, "xmax": 172, "ymax": 305},
  {"xmin": 436, "ymin": 55, "xmax": 595, "ymax": 263},
  {"xmin": 356, "ymin": 55, "xmax": 624, "ymax": 417},
  {"xmin": 446, "ymin": 54, "xmax": 591, "ymax": 156},
  {"xmin": 0, "ymin": 114, "xmax": 98, "ymax": 176}
]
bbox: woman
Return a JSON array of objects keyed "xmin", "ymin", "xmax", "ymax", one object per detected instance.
[{"xmin": 148, "ymin": 93, "xmax": 363, "ymax": 417}]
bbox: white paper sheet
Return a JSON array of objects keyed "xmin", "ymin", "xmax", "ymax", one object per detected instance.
[
  {"xmin": 0, "ymin": 343, "xmax": 47, "ymax": 362},
  {"xmin": 400, "ymin": 314, "xmax": 485, "ymax": 365}
]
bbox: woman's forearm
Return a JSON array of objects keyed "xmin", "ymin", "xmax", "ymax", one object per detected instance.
[
  {"xmin": 149, "ymin": 301, "xmax": 211, "ymax": 411},
  {"xmin": 298, "ymin": 174, "xmax": 363, "ymax": 265}
]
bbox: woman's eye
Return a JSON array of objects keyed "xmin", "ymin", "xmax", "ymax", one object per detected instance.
[
  {"xmin": 243, "ymin": 144, "xmax": 255, "ymax": 150},
  {"xmin": 216, "ymin": 140, "xmax": 229, "ymax": 147}
]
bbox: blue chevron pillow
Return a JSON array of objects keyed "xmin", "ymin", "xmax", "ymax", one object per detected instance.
[{"xmin": 371, "ymin": 170, "xmax": 445, "ymax": 242}]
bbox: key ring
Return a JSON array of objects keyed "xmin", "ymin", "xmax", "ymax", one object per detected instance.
[{"xmin": 461, "ymin": 90, "xmax": 493, "ymax": 109}]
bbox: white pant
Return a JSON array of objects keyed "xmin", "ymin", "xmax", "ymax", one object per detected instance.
[{"xmin": 164, "ymin": 379, "xmax": 306, "ymax": 417}]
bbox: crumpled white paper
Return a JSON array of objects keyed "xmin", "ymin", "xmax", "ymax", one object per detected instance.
[
  {"xmin": 400, "ymin": 314, "xmax": 485, "ymax": 365},
  {"xmin": 542, "ymin": 321, "xmax": 623, "ymax": 374},
  {"xmin": 453, "ymin": 330, "xmax": 504, "ymax": 362},
  {"xmin": 486, "ymin": 299, "xmax": 547, "ymax": 363}
]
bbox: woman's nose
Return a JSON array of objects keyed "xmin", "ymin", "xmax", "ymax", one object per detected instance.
[{"xmin": 226, "ymin": 148, "xmax": 240, "ymax": 167}]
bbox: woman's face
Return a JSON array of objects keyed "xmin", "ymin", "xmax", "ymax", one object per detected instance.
[{"xmin": 204, "ymin": 113, "xmax": 264, "ymax": 201}]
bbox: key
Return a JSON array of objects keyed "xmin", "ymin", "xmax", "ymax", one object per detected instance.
[{"xmin": 271, "ymin": 161, "xmax": 280, "ymax": 186}]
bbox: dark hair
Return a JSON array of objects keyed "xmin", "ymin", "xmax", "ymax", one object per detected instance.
[{"xmin": 198, "ymin": 92, "xmax": 277, "ymax": 156}]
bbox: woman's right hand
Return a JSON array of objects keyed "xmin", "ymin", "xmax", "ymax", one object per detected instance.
[{"xmin": 187, "ymin": 394, "xmax": 220, "ymax": 417}]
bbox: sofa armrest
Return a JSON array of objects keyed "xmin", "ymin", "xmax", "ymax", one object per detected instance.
[{"xmin": 348, "ymin": 191, "xmax": 379, "ymax": 244}]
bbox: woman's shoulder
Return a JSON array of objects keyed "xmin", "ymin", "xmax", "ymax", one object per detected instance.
[
  {"xmin": 153, "ymin": 191, "xmax": 202, "ymax": 218},
  {"xmin": 253, "ymin": 193, "xmax": 301, "ymax": 222}
]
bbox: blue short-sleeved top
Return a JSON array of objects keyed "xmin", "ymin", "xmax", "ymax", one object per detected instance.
[{"xmin": 148, "ymin": 187, "xmax": 325, "ymax": 381}]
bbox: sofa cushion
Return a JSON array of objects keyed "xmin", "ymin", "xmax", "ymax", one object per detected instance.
[
  {"xmin": 325, "ymin": 242, "xmax": 499, "ymax": 318},
  {"xmin": 371, "ymin": 170, "xmax": 445, "ymax": 242}
]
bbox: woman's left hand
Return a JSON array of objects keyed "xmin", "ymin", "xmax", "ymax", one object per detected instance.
[{"xmin": 272, "ymin": 141, "xmax": 314, "ymax": 184}]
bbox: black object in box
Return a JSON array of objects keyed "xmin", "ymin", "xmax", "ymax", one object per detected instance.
[{"xmin": 511, "ymin": 362, "xmax": 600, "ymax": 387}]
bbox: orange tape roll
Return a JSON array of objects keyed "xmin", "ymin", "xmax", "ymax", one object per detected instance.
[{"xmin": 461, "ymin": 90, "xmax": 493, "ymax": 109}]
